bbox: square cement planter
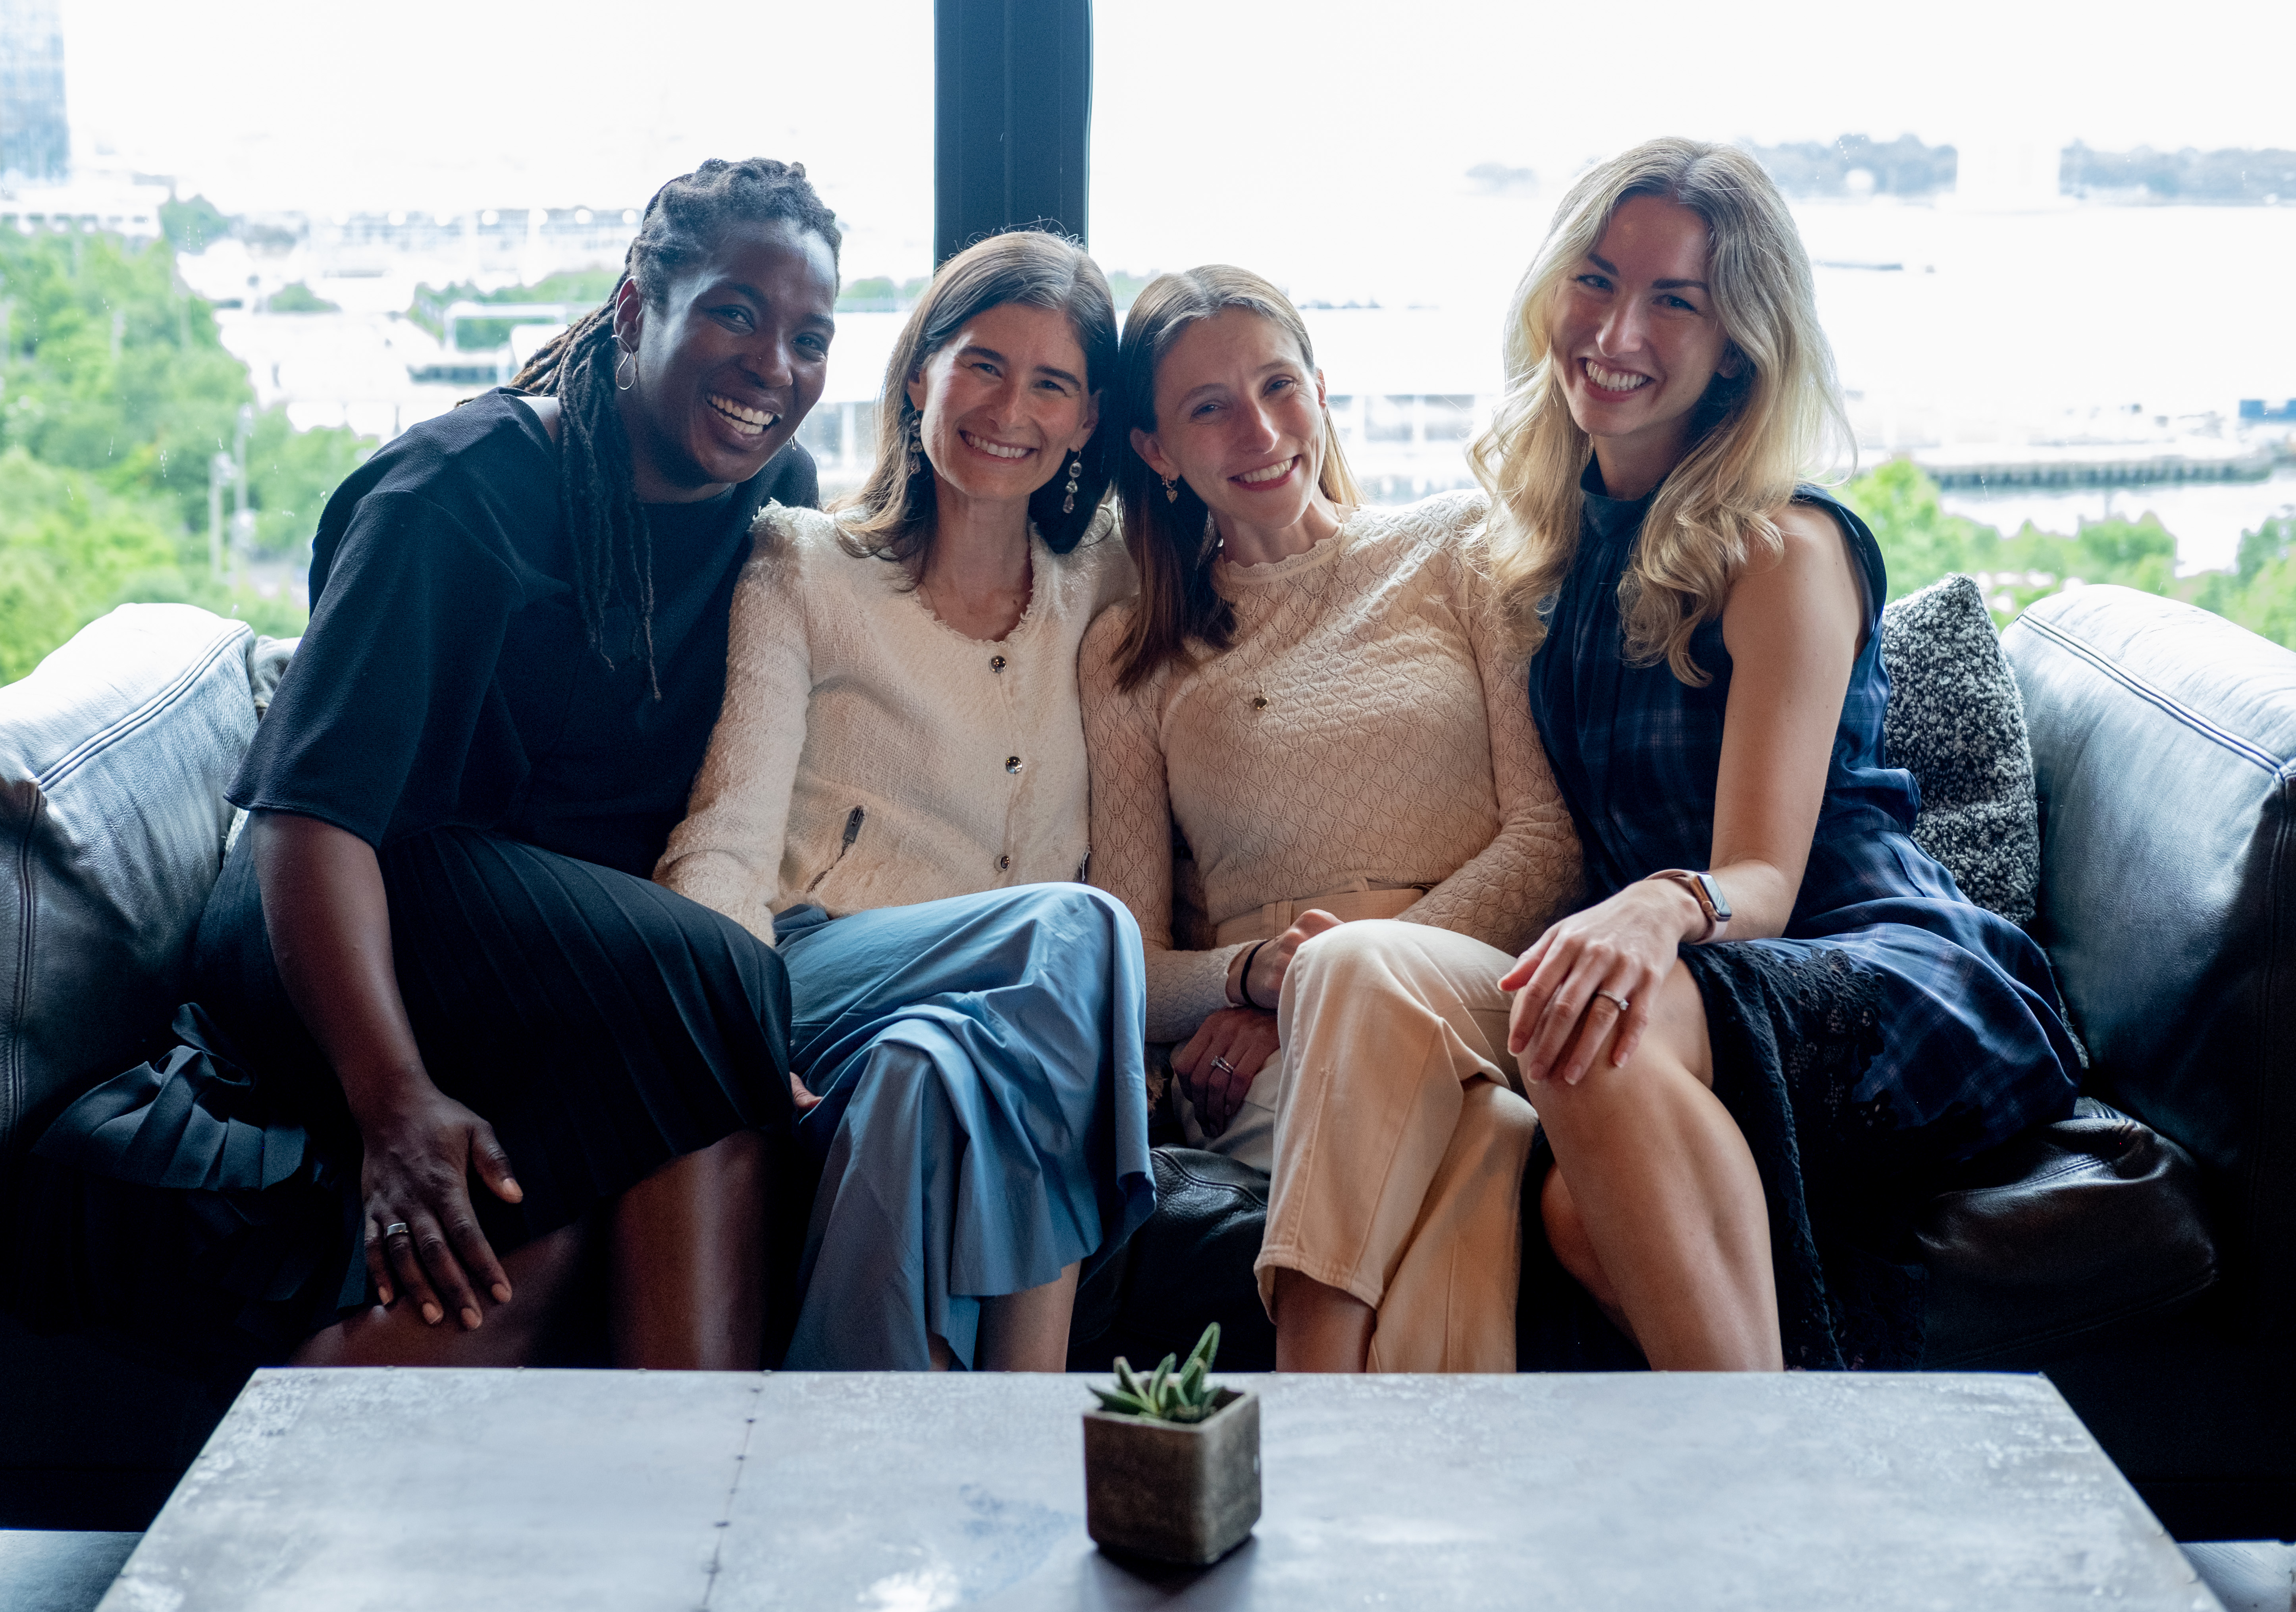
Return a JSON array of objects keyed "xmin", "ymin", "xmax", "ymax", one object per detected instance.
[{"xmin": 1082, "ymin": 1387, "xmax": 1261, "ymax": 1566}]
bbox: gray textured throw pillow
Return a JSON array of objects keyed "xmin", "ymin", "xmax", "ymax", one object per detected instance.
[{"xmin": 1878, "ymin": 574, "xmax": 2041, "ymax": 925}]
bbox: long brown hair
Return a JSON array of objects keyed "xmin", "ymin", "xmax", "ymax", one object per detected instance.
[
  {"xmin": 1471, "ymin": 137, "xmax": 1851, "ymax": 684},
  {"xmin": 1108, "ymin": 266, "xmax": 1361, "ymax": 690},
  {"xmin": 831, "ymin": 228, "xmax": 1119, "ymax": 573}
]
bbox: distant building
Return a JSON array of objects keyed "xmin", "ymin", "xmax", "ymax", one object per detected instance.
[{"xmin": 0, "ymin": 0, "xmax": 65, "ymax": 184}]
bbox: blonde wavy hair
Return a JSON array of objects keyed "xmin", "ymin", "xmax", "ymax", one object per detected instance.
[{"xmin": 1471, "ymin": 137, "xmax": 1853, "ymax": 684}]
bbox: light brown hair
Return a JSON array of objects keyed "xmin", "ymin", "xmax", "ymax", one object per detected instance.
[{"xmin": 1108, "ymin": 266, "xmax": 1362, "ymax": 689}]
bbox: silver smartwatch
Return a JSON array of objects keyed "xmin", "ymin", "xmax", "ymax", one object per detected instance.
[{"xmin": 1649, "ymin": 869, "xmax": 1732, "ymax": 943}]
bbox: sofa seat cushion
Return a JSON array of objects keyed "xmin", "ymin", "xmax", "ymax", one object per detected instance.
[
  {"xmin": 1918, "ymin": 1097, "xmax": 2217, "ymax": 1366},
  {"xmin": 0, "ymin": 606, "xmax": 265, "ymax": 1165},
  {"xmin": 1089, "ymin": 1107, "xmax": 2213, "ymax": 1375},
  {"xmin": 1879, "ymin": 573, "xmax": 2042, "ymax": 924},
  {"xmin": 1069, "ymin": 1147, "xmax": 1276, "ymax": 1373}
]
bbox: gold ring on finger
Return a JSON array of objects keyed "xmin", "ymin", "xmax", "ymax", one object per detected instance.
[{"xmin": 1594, "ymin": 990, "xmax": 1631, "ymax": 1013}]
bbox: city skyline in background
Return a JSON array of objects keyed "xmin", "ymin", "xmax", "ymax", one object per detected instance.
[
  {"xmin": 45, "ymin": 0, "xmax": 2296, "ymax": 283},
  {"xmin": 0, "ymin": 0, "xmax": 2285, "ymax": 670}
]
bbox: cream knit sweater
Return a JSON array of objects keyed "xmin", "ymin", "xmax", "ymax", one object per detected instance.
[
  {"xmin": 1082, "ymin": 490, "xmax": 1582, "ymax": 1043},
  {"xmin": 656, "ymin": 503, "xmax": 1135, "ymax": 943}
]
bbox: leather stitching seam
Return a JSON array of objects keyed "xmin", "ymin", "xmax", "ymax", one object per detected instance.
[
  {"xmin": 34, "ymin": 624, "xmax": 249, "ymax": 795},
  {"xmin": 2015, "ymin": 611, "xmax": 2286, "ymax": 773}
]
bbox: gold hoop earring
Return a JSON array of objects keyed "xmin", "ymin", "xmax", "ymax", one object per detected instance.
[
  {"xmin": 1161, "ymin": 474, "xmax": 1179, "ymax": 505},
  {"xmin": 614, "ymin": 344, "xmax": 636, "ymax": 393}
]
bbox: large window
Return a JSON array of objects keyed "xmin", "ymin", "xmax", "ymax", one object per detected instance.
[
  {"xmin": 4, "ymin": 0, "xmax": 933, "ymax": 673},
  {"xmin": 5, "ymin": 0, "xmax": 2293, "ymax": 677},
  {"xmin": 1092, "ymin": 0, "xmax": 2296, "ymax": 622}
]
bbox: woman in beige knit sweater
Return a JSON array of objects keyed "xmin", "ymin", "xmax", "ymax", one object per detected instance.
[{"xmin": 1081, "ymin": 266, "xmax": 1581, "ymax": 1371}]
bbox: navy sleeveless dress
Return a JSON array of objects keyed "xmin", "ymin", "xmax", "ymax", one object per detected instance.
[{"xmin": 1519, "ymin": 465, "xmax": 2080, "ymax": 1369}]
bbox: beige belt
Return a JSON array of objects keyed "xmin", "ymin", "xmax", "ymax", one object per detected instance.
[{"xmin": 1212, "ymin": 880, "xmax": 1427, "ymax": 946}]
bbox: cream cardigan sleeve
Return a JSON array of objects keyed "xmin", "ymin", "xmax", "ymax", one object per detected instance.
[
  {"xmin": 653, "ymin": 519, "xmax": 813, "ymax": 945},
  {"xmin": 1394, "ymin": 546, "xmax": 1583, "ymax": 954},
  {"xmin": 1081, "ymin": 607, "xmax": 1248, "ymax": 1043}
]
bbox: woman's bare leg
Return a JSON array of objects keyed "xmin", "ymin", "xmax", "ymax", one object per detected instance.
[
  {"xmin": 1531, "ymin": 960, "xmax": 1780, "ymax": 1370},
  {"xmin": 1271, "ymin": 1268, "xmax": 1376, "ymax": 1372},
  {"xmin": 290, "ymin": 1221, "xmax": 588, "ymax": 1367},
  {"xmin": 975, "ymin": 1262, "xmax": 1081, "ymax": 1371},
  {"xmin": 609, "ymin": 1130, "xmax": 767, "ymax": 1370}
]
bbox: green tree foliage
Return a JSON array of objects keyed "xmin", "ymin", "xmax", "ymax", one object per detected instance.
[
  {"xmin": 1844, "ymin": 457, "xmax": 2296, "ymax": 652},
  {"xmin": 0, "ymin": 228, "xmax": 366, "ymax": 679},
  {"xmin": 836, "ymin": 274, "xmax": 927, "ymax": 312},
  {"xmin": 408, "ymin": 270, "xmax": 618, "ymax": 349},
  {"xmin": 2195, "ymin": 513, "xmax": 2296, "ymax": 647},
  {"xmin": 158, "ymin": 193, "xmax": 230, "ymax": 254},
  {"xmin": 262, "ymin": 281, "xmax": 339, "ymax": 314}
]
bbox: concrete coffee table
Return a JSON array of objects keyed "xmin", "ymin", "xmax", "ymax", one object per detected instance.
[{"xmin": 99, "ymin": 1369, "xmax": 2217, "ymax": 1610}]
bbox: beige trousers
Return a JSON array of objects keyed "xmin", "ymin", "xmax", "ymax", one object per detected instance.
[{"xmin": 1253, "ymin": 920, "xmax": 1537, "ymax": 1372}]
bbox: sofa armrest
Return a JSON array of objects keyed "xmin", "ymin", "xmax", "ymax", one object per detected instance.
[{"xmin": 2005, "ymin": 586, "xmax": 2296, "ymax": 1334}]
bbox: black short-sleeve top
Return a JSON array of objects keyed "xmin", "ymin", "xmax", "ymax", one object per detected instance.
[{"xmin": 230, "ymin": 388, "xmax": 819, "ymax": 879}]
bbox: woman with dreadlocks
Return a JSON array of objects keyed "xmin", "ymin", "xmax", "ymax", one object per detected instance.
[
  {"xmin": 655, "ymin": 229, "xmax": 1154, "ymax": 1371},
  {"xmin": 19, "ymin": 159, "xmax": 840, "ymax": 1373}
]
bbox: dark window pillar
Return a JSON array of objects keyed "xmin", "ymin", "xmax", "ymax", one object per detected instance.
[{"xmin": 934, "ymin": 0, "xmax": 1092, "ymax": 263}]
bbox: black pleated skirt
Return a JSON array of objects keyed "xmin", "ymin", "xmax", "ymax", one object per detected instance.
[{"xmin": 10, "ymin": 826, "xmax": 792, "ymax": 1374}]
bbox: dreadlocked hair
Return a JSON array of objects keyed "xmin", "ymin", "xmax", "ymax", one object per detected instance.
[{"xmin": 510, "ymin": 157, "xmax": 842, "ymax": 693}]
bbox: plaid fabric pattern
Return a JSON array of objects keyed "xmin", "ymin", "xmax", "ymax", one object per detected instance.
[{"xmin": 1527, "ymin": 473, "xmax": 2078, "ymax": 1163}]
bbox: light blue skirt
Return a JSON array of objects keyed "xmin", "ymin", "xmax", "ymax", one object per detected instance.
[{"xmin": 775, "ymin": 883, "xmax": 1154, "ymax": 1369}]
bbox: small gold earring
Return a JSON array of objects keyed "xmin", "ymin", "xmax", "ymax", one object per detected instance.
[{"xmin": 1162, "ymin": 475, "xmax": 1179, "ymax": 504}]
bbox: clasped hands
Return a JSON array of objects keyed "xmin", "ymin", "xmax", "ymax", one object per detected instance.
[{"xmin": 1172, "ymin": 909, "xmax": 1340, "ymax": 1137}]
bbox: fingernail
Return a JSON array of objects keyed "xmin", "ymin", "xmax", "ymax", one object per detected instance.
[
  {"xmin": 422, "ymin": 1302, "xmax": 443, "ymax": 1325},
  {"xmin": 502, "ymin": 1179, "xmax": 524, "ymax": 1201},
  {"xmin": 462, "ymin": 1307, "xmax": 483, "ymax": 1330},
  {"xmin": 493, "ymin": 1283, "xmax": 513, "ymax": 1304},
  {"xmin": 378, "ymin": 1285, "xmax": 393, "ymax": 1305}
]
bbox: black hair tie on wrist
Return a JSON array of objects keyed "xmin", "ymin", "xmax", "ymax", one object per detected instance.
[{"xmin": 1238, "ymin": 938, "xmax": 1273, "ymax": 1011}]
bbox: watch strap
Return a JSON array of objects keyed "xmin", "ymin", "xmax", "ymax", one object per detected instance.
[{"xmin": 1649, "ymin": 868, "xmax": 1730, "ymax": 942}]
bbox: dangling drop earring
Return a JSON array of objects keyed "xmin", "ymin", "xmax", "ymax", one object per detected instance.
[
  {"xmin": 1061, "ymin": 453, "xmax": 1083, "ymax": 515},
  {"xmin": 614, "ymin": 342, "xmax": 636, "ymax": 392},
  {"xmin": 1162, "ymin": 474, "xmax": 1179, "ymax": 504},
  {"xmin": 907, "ymin": 415, "xmax": 925, "ymax": 479}
]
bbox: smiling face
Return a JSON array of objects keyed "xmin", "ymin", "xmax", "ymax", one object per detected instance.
[
  {"xmin": 1549, "ymin": 192, "xmax": 1739, "ymax": 494},
  {"xmin": 1133, "ymin": 309, "xmax": 1328, "ymax": 538},
  {"xmin": 615, "ymin": 216, "xmax": 839, "ymax": 501},
  {"xmin": 904, "ymin": 301, "xmax": 1100, "ymax": 512}
]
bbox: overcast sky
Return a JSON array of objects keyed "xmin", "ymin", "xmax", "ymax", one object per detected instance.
[{"xmin": 62, "ymin": 0, "xmax": 2295, "ymax": 286}]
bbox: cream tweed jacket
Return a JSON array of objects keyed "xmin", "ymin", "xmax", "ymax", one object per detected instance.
[{"xmin": 656, "ymin": 503, "xmax": 1134, "ymax": 943}]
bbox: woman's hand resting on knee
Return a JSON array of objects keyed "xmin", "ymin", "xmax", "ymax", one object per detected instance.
[
  {"xmin": 1502, "ymin": 880, "xmax": 1705, "ymax": 1085},
  {"xmin": 355, "ymin": 1080, "xmax": 524, "ymax": 1331}
]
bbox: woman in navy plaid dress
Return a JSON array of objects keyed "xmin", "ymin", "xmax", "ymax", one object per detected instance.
[{"xmin": 1483, "ymin": 141, "xmax": 2080, "ymax": 1371}]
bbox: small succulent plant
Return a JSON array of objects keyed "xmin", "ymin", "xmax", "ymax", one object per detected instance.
[{"xmin": 1091, "ymin": 1323, "xmax": 1225, "ymax": 1424}]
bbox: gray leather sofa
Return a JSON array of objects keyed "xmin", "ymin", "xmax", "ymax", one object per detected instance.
[{"xmin": 1, "ymin": 587, "xmax": 2289, "ymax": 1538}]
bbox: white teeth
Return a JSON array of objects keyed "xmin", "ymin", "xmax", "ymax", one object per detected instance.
[
  {"xmin": 962, "ymin": 432, "xmax": 1031, "ymax": 461},
  {"xmin": 707, "ymin": 393, "xmax": 775, "ymax": 435},
  {"xmin": 1237, "ymin": 457, "xmax": 1295, "ymax": 484},
  {"xmin": 1585, "ymin": 361, "xmax": 1651, "ymax": 393}
]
